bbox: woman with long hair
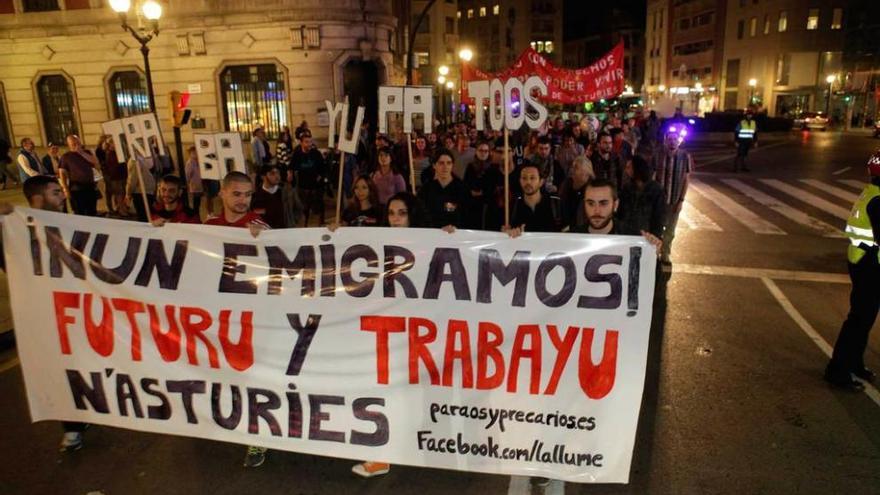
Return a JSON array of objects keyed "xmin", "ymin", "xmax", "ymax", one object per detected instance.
[
  {"xmin": 371, "ymin": 147, "xmax": 406, "ymax": 205},
  {"xmin": 341, "ymin": 175, "xmax": 382, "ymax": 226}
]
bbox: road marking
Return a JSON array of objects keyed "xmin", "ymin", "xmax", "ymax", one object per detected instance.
[
  {"xmin": 721, "ymin": 179, "xmax": 843, "ymax": 238},
  {"xmin": 679, "ymin": 201, "xmax": 723, "ymax": 231},
  {"xmin": 0, "ymin": 356, "xmax": 19, "ymax": 374},
  {"xmin": 672, "ymin": 263, "xmax": 849, "ymax": 284},
  {"xmin": 837, "ymin": 179, "xmax": 864, "ymax": 191},
  {"xmin": 692, "ymin": 140, "xmax": 790, "ymax": 169},
  {"xmin": 760, "ymin": 179, "xmax": 851, "ymax": 220},
  {"xmin": 761, "ymin": 278, "xmax": 880, "ymax": 409},
  {"xmin": 508, "ymin": 476, "xmax": 564, "ymax": 495},
  {"xmin": 799, "ymin": 179, "xmax": 859, "ymax": 203},
  {"xmin": 689, "ymin": 178, "xmax": 786, "ymax": 235},
  {"xmin": 832, "ymin": 167, "xmax": 851, "ymax": 175}
]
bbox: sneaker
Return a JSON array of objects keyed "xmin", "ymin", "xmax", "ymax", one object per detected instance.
[
  {"xmin": 352, "ymin": 461, "xmax": 390, "ymax": 478},
  {"xmin": 59, "ymin": 432, "xmax": 83, "ymax": 453},
  {"xmin": 243, "ymin": 446, "xmax": 267, "ymax": 467},
  {"xmin": 824, "ymin": 369, "xmax": 865, "ymax": 392},
  {"xmin": 852, "ymin": 367, "xmax": 876, "ymax": 383}
]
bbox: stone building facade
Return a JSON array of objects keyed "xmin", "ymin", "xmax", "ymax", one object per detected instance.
[{"xmin": 0, "ymin": 0, "xmax": 404, "ymax": 149}]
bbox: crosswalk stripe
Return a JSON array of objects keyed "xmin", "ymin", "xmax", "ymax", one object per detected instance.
[
  {"xmin": 689, "ymin": 178, "xmax": 786, "ymax": 235},
  {"xmin": 722, "ymin": 179, "xmax": 844, "ymax": 238},
  {"xmin": 837, "ymin": 179, "xmax": 865, "ymax": 191},
  {"xmin": 760, "ymin": 179, "xmax": 850, "ymax": 220},
  {"xmin": 679, "ymin": 201, "xmax": 723, "ymax": 231},
  {"xmin": 799, "ymin": 179, "xmax": 858, "ymax": 203}
]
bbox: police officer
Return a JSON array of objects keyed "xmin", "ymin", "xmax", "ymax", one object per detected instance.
[
  {"xmin": 733, "ymin": 110, "xmax": 757, "ymax": 172},
  {"xmin": 825, "ymin": 150, "xmax": 880, "ymax": 391}
]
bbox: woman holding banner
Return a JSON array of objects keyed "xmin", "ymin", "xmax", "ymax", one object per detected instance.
[{"xmin": 352, "ymin": 190, "xmax": 426, "ymax": 478}]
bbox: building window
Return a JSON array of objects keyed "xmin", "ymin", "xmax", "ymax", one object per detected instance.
[
  {"xmin": 807, "ymin": 9, "xmax": 819, "ymax": 30},
  {"xmin": 219, "ymin": 64, "xmax": 288, "ymax": 140},
  {"xmin": 737, "ymin": 20, "xmax": 744, "ymax": 39},
  {"xmin": 775, "ymin": 53, "xmax": 791, "ymax": 85},
  {"xmin": 457, "ymin": 10, "xmax": 461, "ymax": 19},
  {"xmin": 778, "ymin": 11, "xmax": 787, "ymax": 32},
  {"xmin": 673, "ymin": 40, "xmax": 713, "ymax": 56},
  {"xmin": 467, "ymin": 9, "xmax": 473, "ymax": 19},
  {"xmin": 726, "ymin": 59, "xmax": 740, "ymax": 87},
  {"xmin": 831, "ymin": 8, "xmax": 842, "ymax": 29},
  {"xmin": 36, "ymin": 74, "xmax": 78, "ymax": 146},
  {"xmin": 749, "ymin": 17, "xmax": 757, "ymax": 36},
  {"xmin": 763, "ymin": 15, "xmax": 770, "ymax": 34},
  {"xmin": 479, "ymin": 6, "xmax": 486, "ymax": 17},
  {"xmin": 107, "ymin": 70, "xmax": 149, "ymax": 119},
  {"xmin": 493, "ymin": 4, "xmax": 500, "ymax": 15},
  {"xmin": 679, "ymin": 18, "xmax": 690, "ymax": 30},
  {"xmin": 22, "ymin": 0, "xmax": 58, "ymax": 12},
  {"xmin": 445, "ymin": 17, "xmax": 455, "ymax": 34}
]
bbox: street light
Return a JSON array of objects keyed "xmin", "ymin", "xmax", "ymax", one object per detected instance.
[
  {"xmin": 825, "ymin": 74, "xmax": 836, "ymax": 116},
  {"xmin": 111, "ymin": 0, "xmax": 162, "ymax": 112},
  {"xmin": 438, "ymin": 65, "xmax": 450, "ymax": 76},
  {"xmin": 437, "ymin": 75, "xmax": 446, "ymax": 85},
  {"xmin": 458, "ymin": 48, "xmax": 473, "ymax": 62}
]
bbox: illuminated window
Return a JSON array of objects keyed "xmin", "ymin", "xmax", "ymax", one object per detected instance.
[
  {"xmin": 220, "ymin": 64, "xmax": 288, "ymax": 140},
  {"xmin": 36, "ymin": 74, "xmax": 78, "ymax": 146},
  {"xmin": 778, "ymin": 11, "xmax": 787, "ymax": 32},
  {"xmin": 749, "ymin": 17, "xmax": 757, "ymax": 36},
  {"xmin": 806, "ymin": 9, "xmax": 819, "ymax": 30},
  {"xmin": 831, "ymin": 8, "xmax": 842, "ymax": 29},
  {"xmin": 763, "ymin": 15, "xmax": 770, "ymax": 34},
  {"xmin": 545, "ymin": 41, "xmax": 553, "ymax": 54},
  {"xmin": 493, "ymin": 4, "xmax": 500, "ymax": 15},
  {"xmin": 467, "ymin": 8, "xmax": 473, "ymax": 19},
  {"xmin": 457, "ymin": 10, "xmax": 461, "ymax": 19},
  {"xmin": 479, "ymin": 6, "xmax": 486, "ymax": 17},
  {"xmin": 107, "ymin": 70, "xmax": 149, "ymax": 119}
]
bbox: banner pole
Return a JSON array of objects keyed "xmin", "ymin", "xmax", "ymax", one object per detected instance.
[
  {"xmin": 132, "ymin": 158, "xmax": 152, "ymax": 224},
  {"xmin": 406, "ymin": 132, "xmax": 416, "ymax": 192},
  {"xmin": 335, "ymin": 150, "xmax": 345, "ymax": 225},
  {"xmin": 504, "ymin": 127, "xmax": 510, "ymax": 228}
]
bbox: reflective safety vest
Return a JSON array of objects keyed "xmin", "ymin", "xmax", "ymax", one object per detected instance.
[
  {"xmin": 845, "ymin": 183, "xmax": 880, "ymax": 264},
  {"xmin": 737, "ymin": 119, "xmax": 756, "ymax": 140}
]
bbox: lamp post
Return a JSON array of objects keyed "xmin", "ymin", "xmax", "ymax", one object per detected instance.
[
  {"xmin": 438, "ymin": 66, "xmax": 450, "ymax": 127},
  {"xmin": 457, "ymin": 48, "xmax": 473, "ymax": 120},
  {"xmin": 445, "ymin": 80, "xmax": 455, "ymax": 124},
  {"xmin": 110, "ymin": 0, "xmax": 162, "ymax": 113},
  {"xmin": 748, "ymin": 78, "xmax": 757, "ymax": 108},
  {"xmin": 825, "ymin": 74, "xmax": 836, "ymax": 116}
]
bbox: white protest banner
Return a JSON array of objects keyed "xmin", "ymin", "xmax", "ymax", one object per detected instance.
[
  {"xmin": 3, "ymin": 209, "xmax": 656, "ymax": 483},
  {"xmin": 378, "ymin": 86, "xmax": 433, "ymax": 134},
  {"xmin": 101, "ymin": 113, "xmax": 167, "ymax": 162},
  {"xmin": 324, "ymin": 97, "xmax": 364, "ymax": 154},
  {"xmin": 194, "ymin": 132, "xmax": 247, "ymax": 181}
]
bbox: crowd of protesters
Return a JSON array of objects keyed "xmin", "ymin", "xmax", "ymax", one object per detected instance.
[{"xmin": 1, "ymin": 108, "xmax": 691, "ymax": 483}]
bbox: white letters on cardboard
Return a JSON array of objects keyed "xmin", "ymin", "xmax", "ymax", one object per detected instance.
[
  {"xmin": 194, "ymin": 132, "xmax": 246, "ymax": 181},
  {"xmin": 522, "ymin": 76, "xmax": 549, "ymax": 130},
  {"xmin": 378, "ymin": 86, "xmax": 433, "ymax": 134},
  {"xmin": 325, "ymin": 97, "xmax": 365, "ymax": 154},
  {"xmin": 101, "ymin": 113, "xmax": 166, "ymax": 162},
  {"xmin": 468, "ymin": 77, "xmax": 549, "ymax": 131},
  {"xmin": 324, "ymin": 101, "xmax": 344, "ymax": 149}
]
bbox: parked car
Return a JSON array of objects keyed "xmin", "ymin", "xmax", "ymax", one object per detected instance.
[{"xmin": 793, "ymin": 111, "xmax": 829, "ymax": 131}]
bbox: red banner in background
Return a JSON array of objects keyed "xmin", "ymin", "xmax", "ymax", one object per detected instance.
[{"xmin": 461, "ymin": 42, "xmax": 626, "ymax": 104}]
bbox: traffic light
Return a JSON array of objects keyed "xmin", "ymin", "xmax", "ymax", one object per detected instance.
[{"xmin": 169, "ymin": 90, "xmax": 192, "ymax": 128}]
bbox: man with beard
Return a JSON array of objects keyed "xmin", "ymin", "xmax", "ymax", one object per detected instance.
[
  {"xmin": 591, "ymin": 131, "xmax": 622, "ymax": 186},
  {"xmin": 505, "ymin": 162, "xmax": 562, "ymax": 235},
  {"xmin": 570, "ymin": 179, "xmax": 662, "ymax": 252},
  {"xmin": 150, "ymin": 175, "xmax": 201, "ymax": 225},
  {"xmin": 652, "ymin": 126, "xmax": 693, "ymax": 264}
]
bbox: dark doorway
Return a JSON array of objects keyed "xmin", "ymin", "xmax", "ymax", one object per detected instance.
[{"xmin": 343, "ymin": 60, "xmax": 382, "ymax": 141}]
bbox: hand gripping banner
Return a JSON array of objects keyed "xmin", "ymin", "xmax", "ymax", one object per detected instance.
[{"xmin": 3, "ymin": 209, "xmax": 655, "ymax": 483}]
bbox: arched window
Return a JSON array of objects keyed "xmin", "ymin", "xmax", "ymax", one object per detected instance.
[
  {"xmin": 220, "ymin": 63, "xmax": 288, "ymax": 140},
  {"xmin": 108, "ymin": 70, "xmax": 149, "ymax": 118},
  {"xmin": 37, "ymin": 74, "xmax": 78, "ymax": 145}
]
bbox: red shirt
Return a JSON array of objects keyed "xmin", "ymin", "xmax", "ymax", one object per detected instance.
[
  {"xmin": 204, "ymin": 210, "xmax": 270, "ymax": 229},
  {"xmin": 150, "ymin": 202, "xmax": 201, "ymax": 224}
]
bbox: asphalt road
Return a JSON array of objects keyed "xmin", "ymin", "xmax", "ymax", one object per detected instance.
[{"xmin": 1, "ymin": 131, "xmax": 879, "ymax": 494}]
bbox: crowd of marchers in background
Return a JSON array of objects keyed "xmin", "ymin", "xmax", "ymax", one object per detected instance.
[{"xmin": 0, "ymin": 108, "xmax": 693, "ymax": 262}]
